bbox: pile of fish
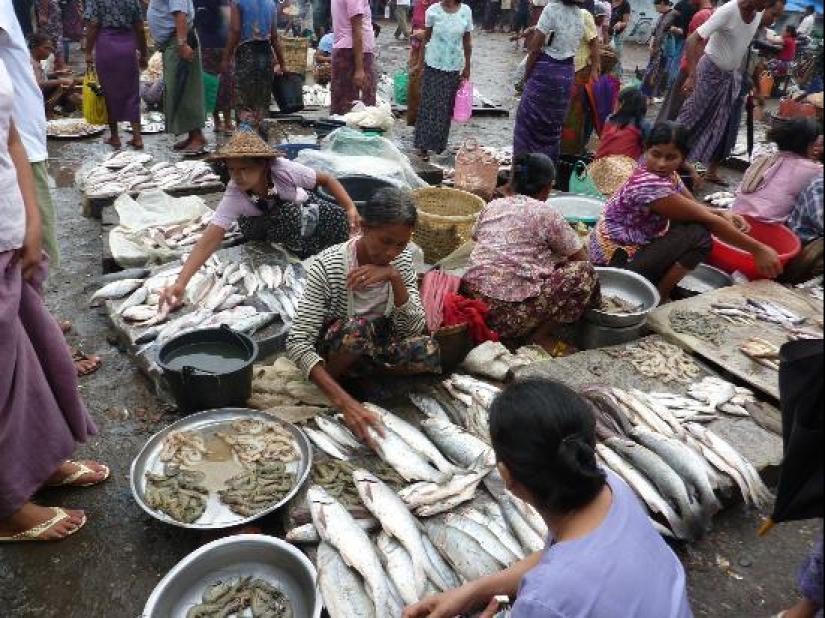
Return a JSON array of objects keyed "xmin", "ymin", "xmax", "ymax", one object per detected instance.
[
  {"xmin": 217, "ymin": 419, "xmax": 299, "ymax": 467},
  {"xmin": 46, "ymin": 119, "xmax": 104, "ymax": 137},
  {"xmin": 82, "ymin": 151, "xmax": 222, "ymax": 197},
  {"xmin": 710, "ymin": 298, "xmax": 807, "ymax": 327},
  {"xmin": 797, "ymin": 277, "xmax": 824, "ymax": 302},
  {"xmin": 740, "ymin": 337, "xmax": 782, "ymax": 370},
  {"xmin": 669, "ymin": 309, "xmax": 729, "ymax": 346},
  {"xmin": 89, "ymin": 253, "xmax": 306, "ymax": 364},
  {"xmin": 303, "ymin": 84, "xmax": 331, "ymax": 107},
  {"xmin": 185, "ymin": 576, "xmax": 292, "ymax": 618},
  {"xmin": 218, "ymin": 462, "xmax": 296, "ymax": 517},
  {"xmin": 145, "ymin": 469, "xmax": 209, "ymax": 524},
  {"xmin": 135, "ymin": 212, "xmax": 242, "ymax": 252},
  {"xmin": 703, "ymin": 191, "xmax": 735, "ymax": 208},
  {"xmin": 605, "ymin": 338, "xmax": 703, "ymax": 384}
]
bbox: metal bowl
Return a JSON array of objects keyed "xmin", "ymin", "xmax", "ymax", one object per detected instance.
[
  {"xmin": 130, "ymin": 408, "xmax": 312, "ymax": 529},
  {"xmin": 674, "ymin": 263, "xmax": 734, "ymax": 299},
  {"xmin": 547, "ymin": 192, "xmax": 606, "ymax": 224},
  {"xmin": 142, "ymin": 534, "xmax": 322, "ymax": 618},
  {"xmin": 586, "ymin": 267, "xmax": 661, "ymax": 328}
]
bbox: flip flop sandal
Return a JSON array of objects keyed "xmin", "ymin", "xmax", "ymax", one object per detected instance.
[
  {"xmin": 47, "ymin": 460, "xmax": 110, "ymax": 488},
  {"xmin": 181, "ymin": 147, "xmax": 210, "ymax": 158},
  {"xmin": 0, "ymin": 507, "xmax": 87, "ymax": 542},
  {"xmin": 173, "ymin": 138, "xmax": 192, "ymax": 151},
  {"xmin": 72, "ymin": 349, "xmax": 102, "ymax": 378}
]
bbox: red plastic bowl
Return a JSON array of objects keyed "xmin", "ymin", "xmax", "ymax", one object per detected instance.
[{"xmin": 708, "ymin": 215, "xmax": 802, "ymax": 280}]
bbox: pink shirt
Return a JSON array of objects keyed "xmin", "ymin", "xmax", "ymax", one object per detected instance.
[
  {"xmin": 211, "ymin": 158, "xmax": 318, "ymax": 230},
  {"xmin": 332, "ymin": 0, "xmax": 376, "ymax": 52},
  {"xmin": 732, "ymin": 153, "xmax": 822, "ymax": 224},
  {"xmin": 464, "ymin": 195, "xmax": 583, "ymax": 302}
]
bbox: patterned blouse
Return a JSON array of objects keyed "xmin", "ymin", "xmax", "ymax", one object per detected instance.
[
  {"xmin": 84, "ymin": 0, "xmax": 143, "ymax": 29},
  {"xmin": 589, "ymin": 165, "xmax": 686, "ymax": 265},
  {"xmin": 463, "ymin": 195, "xmax": 583, "ymax": 303}
]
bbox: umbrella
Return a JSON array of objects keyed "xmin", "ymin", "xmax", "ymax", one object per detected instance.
[{"xmin": 759, "ymin": 339, "xmax": 824, "ymax": 536}]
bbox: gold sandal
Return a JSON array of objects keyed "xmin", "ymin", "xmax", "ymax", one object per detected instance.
[
  {"xmin": 47, "ymin": 460, "xmax": 110, "ymax": 488},
  {"xmin": 0, "ymin": 507, "xmax": 87, "ymax": 542}
]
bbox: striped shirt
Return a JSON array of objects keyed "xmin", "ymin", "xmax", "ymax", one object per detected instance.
[{"xmin": 287, "ymin": 239, "xmax": 427, "ymax": 378}]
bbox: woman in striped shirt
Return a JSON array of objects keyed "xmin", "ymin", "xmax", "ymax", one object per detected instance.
[{"xmin": 287, "ymin": 188, "xmax": 440, "ymax": 442}]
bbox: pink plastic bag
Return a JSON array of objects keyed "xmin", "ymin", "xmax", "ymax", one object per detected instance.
[{"xmin": 453, "ymin": 79, "xmax": 473, "ymax": 123}]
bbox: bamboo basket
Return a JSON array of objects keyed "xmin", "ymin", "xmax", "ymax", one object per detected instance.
[
  {"xmin": 587, "ymin": 155, "xmax": 637, "ymax": 198},
  {"xmin": 281, "ymin": 37, "xmax": 309, "ymax": 74},
  {"xmin": 412, "ymin": 187, "xmax": 485, "ymax": 264}
]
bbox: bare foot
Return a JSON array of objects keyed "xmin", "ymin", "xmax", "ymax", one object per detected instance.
[
  {"xmin": 104, "ymin": 137, "xmax": 121, "ymax": 149},
  {"xmin": 0, "ymin": 503, "xmax": 86, "ymax": 540},
  {"xmin": 173, "ymin": 137, "xmax": 192, "ymax": 151},
  {"xmin": 127, "ymin": 137, "xmax": 144, "ymax": 149},
  {"xmin": 45, "ymin": 460, "xmax": 109, "ymax": 488}
]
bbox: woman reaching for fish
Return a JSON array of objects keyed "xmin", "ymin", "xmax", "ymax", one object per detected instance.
[
  {"xmin": 589, "ymin": 121, "xmax": 782, "ymax": 301},
  {"xmin": 160, "ymin": 132, "xmax": 359, "ymax": 310},
  {"xmin": 286, "ymin": 188, "xmax": 441, "ymax": 445},
  {"xmin": 403, "ymin": 378, "xmax": 692, "ymax": 618}
]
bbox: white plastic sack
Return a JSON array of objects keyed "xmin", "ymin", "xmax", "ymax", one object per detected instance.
[
  {"xmin": 342, "ymin": 101, "xmax": 396, "ymax": 133},
  {"xmin": 109, "ymin": 190, "xmax": 211, "ymax": 268}
]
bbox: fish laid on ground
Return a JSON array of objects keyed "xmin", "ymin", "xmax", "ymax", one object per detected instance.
[
  {"xmin": 420, "ymin": 418, "xmax": 491, "ymax": 469},
  {"xmin": 510, "ymin": 492, "xmax": 549, "ymax": 540},
  {"xmin": 685, "ymin": 423, "xmax": 773, "ymax": 509},
  {"xmin": 376, "ymin": 532, "xmax": 420, "ymax": 605},
  {"xmin": 495, "ymin": 493, "xmax": 545, "ymax": 554},
  {"xmin": 580, "ymin": 387, "xmax": 635, "ymax": 436},
  {"xmin": 90, "ymin": 279, "xmax": 144, "ymax": 306},
  {"xmin": 605, "ymin": 437, "xmax": 705, "ymax": 537},
  {"xmin": 304, "ymin": 426, "xmax": 352, "ymax": 460},
  {"xmin": 122, "ymin": 305, "xmax": 159, "ymax": 323},
  {"xmin": 354, "ymin": 469, "xmax": 449, "ymax": 595},
  {"xmin": 399, "ymin": 467, "xmax": 490, "ymax": 511},
  {"xmin": 421, "ymin": 533, "xmax": 460, "ymax": 590},
  {"xmin": 366, "ymin": 425, "xmax": 451, "ymax": 484},
  {"xmin": 115, "ymin": 285, "xmax": 149, "ymax": 315},
  {"xmin": 631, "ymin": 427, "xmax": 722, "ymax": 518},
  {"xmin": 596, "ymin": 444, "xmax": 695, "ymax": 540},
  {"xmin": 317, "ymin": 542, "xmax": 376, "ymax": 618},
  {"xmin": 316, "ymin": 415, "xmax": 363, "ymax": 452},
  {"xmin": 425, "ymin": 519, "xmax": 504, "ymax": 583},
  {"xmin": 630, "ymin": 390, "xmax": 686, "ymax": 439},
  {"xmin": 444, "ymin": 512, "xmax": 520, "ymax": 568},
  {"xmin": 94, "ymin": 267, "xmax": 151, "ymax": 285},
  {"xmin": 366, "ymin": 404, "xmax": 461, "ymax": 477},
  {"xmin": 409, "ymin": 392, "xmax": 453, "ymax": 423},
  {"xmin": 308, "ymin": 486, "xmax": 401, "ymax": 617},
  {"xmin": 611, "ymin": 388, "xmax": 678, "ymax": 438},
  {"xmin": 286, "ymin": 518, "xmax": 379, "ymax": 544}
]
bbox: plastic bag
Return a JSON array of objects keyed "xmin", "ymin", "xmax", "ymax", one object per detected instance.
[
  {"xmin": 203, "ymin": 72, "xmax": 220, "ymax": 114},
  {"xmin": 454, "ymin": 138, "xmax": 498, "ymax": 200},
  {"xmin": 453, "ymin": 79, "xmax": 473, "ymax": 123},
  {"xmin": 83, "ymin": 69, "xmax": 108, "ymax": 125},
  {"xmin": 568, "ymin": 161, "xmax": 602, "ymax": 197},
  {"xmin": 394, "ymin": 70, "xmax": 409, "ymax": 105}
]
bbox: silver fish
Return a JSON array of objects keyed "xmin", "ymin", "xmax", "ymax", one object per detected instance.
[
  {"xmin": 420, "ymin": 417, "xmax": 491, "ymax": 468},
  {"xmin": 231, "ymin": 311, "xmax": 278, "ymax": 335},
  {"xmin": 365, "ymin": 404, "xmax": 461, "ymax": 477},
  {"xmin": 217, "ymin": 294, "xmax": 247, "ymax": 311},
  {"xmin": 398, "ymin": 467, "xmax": 490, "ymax": 510},
  {"xmin": 115, "ymin": 285, "xmax": 148, "ymax": 315},
  {"xmin": 273, "ymin": 289, "xmax": 296, "ymax": 320},
  {"xmin": 121, "ymin": 305, "xmax": 158, "ymax": 322},
  {"xmin": 316, "ymin": 416, "xmax": 363, "ymax": 452},
  {"xmin": 257, "ymin": 290, "xmax": 287, "ymax": 318},
  {"xmin": 496, "ymin": 493, "xmax": 545, "ymax": 554},
  {"xmin": 415, "ymin": 482, "xmax": 481, "ymax": 517},
  {"xmin": 317, "ymin": 542, "xmax": 376, "ymax": 618},
  {"xmin": 376, "ymin": 532, "xmax": 420, "ymax": 605},
  {"xmin": 94, "ymin": 267, "xmax": 151, "ymax": 285},
  {"xmin": 409, "ymin": 392, "xmax": 452, "ymax": 423},
  {"xmin": 286, "ymin": 518, "xmax": 379, "ymax": 544},
  {"xmin": 444, "ymin": 512, "xmax": 520, "ymax": 567},
  {"xmin": 596, "ymin": 444, "xmax": 694, "ymax": 540},
  {"xmin": 305, "ymin": 426, "xmax": 352, "ymax": 460},
  {"xmin": 366, "ymin": 425, "xmax": 451, "ymax": 484},
  {"xmin": 258, "ymin": 264, "xmax": 277, "ymax": 289},
  {"xmin": 354, "ymin": 469, "xmax": 449, "ymax": 595},
  {"xmin": 421, "ymin": 533, "xmax": 460, "ymax": 590},
  {"xmin": 90, "ymin": 279, "xmax": 144, "ymax": 306},
  {"xmin": 631, "ymin": 427, "xmax": 722, "ymax": 518},
  {"xmin": 308, "ymin": 487, "xmax": 399, "ymax": 617},
  {"xmin": 611, "ymin": 389, "xmax": 678, "ymax": 438},
  {"xmin": 424, "ymin": 520, "xmax": 504, "ymax": 583}
]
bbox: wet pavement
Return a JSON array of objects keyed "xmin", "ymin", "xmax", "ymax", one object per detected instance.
[{"xmin": 0, "ymin": 31, "xmax": 820, "ymax": 618}]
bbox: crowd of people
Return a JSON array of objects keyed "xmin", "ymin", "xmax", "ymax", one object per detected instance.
[{"xmin": 1, "ymin": 0, "xmax": 824, "ymax": 616}]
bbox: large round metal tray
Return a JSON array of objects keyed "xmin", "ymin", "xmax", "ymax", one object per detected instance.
[
  {"xmin": 587, "ymin": 267, "xmax": 661, "ymax": 328},
  {"xmin": 46, "ymin": 118, "xmax": 106, "ymax": 140},
  {"xmin": 130, "ymin": 408, "xmax": 312, "ymax": 529},
  {"xmin": 142, "ymin": 534, "xmax": 322, "ymax": 618},
  {"xmin": 547, "ymin": 192, "xmax": 606, "ymax": 224}
]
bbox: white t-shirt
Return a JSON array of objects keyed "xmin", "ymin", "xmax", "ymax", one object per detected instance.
[
  {"xmin": 0, "ymin": 4, "xmax": 48, "ymax": 164},
  {"xmin": 697, "ymin": 0, "xmax": 762, "ymax": 73},
  {"xmin": 397, "ymin": 0, "xmax": 411, "ymax": 7},
  {"xmin": 537, "ymin": 2, "xmax": 586, "ymax": 61},
  {"xmin": 798, "ymin": 13, "xmax": 815, "ymax": 37},
  {"xmin": 0, "ymin": 58, "xmax": 26, "ymax": 253}
]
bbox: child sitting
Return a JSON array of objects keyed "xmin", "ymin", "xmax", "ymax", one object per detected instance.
[{"xmin": 595, "ymin": 88, "xmax": 650, "ymax": 161}]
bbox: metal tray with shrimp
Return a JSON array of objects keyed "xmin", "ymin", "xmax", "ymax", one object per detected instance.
[
  {"xmin": 130, "ymin": 408, "xmax": 312, "ymax": 529},
  {"xmin": 46, "ymin": 118, "xmax": 107, "ymax": 140}
]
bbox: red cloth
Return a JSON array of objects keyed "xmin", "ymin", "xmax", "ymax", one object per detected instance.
[
  {"xmin": 777, "ymin": 35, "xmax": 797, "ymax": 62},
  {"xmin": 595, "ymin": 121, "xmax": 644, "ymax": 160},
  {"xmin": 442, "ymin": 293, "xmax": 499, "ymax": 344}
]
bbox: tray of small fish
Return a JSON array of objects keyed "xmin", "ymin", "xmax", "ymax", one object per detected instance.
[
  {"xmin": 587, "ymin": 267, "xmax": 661, "ymax": 328},
  {"xmin": 131, "ymin": 408, "xmax": 312, "ymax": 529},
  {"xmin": 142, "ymin": 534, "xmax": 321, "ymax": 618},
  {"xmin": 121, "ymin": 112, "xmax": 166, "ymax": 134},
  {"xmin": 46, "ymin": 118, "xmax": 107, "ymax": 140}
]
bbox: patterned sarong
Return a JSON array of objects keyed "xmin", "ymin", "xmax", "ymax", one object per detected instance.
[{"xmin": 676, "ymin": 55, "xmax": 741, "ymax": 164}]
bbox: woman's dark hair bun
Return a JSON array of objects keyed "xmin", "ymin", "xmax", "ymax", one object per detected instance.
[
  {"xmin": 489, "ymin": 379, "xmax": 606, "ymax": 515},
  {"xmin": 510, "ymin": 153, "xmax": 556, "ymax": 198}
]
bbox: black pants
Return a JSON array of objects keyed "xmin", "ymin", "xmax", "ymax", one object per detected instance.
[{"xmin": 609, "ymin": 223, "xmax": 713, "ymax": 285}]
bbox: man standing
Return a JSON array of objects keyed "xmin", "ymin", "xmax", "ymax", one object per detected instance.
[
  {"xmin": 147, "ymin": 0, "xmax": 208, "ymax": 153},
  {"xmin": 395, "ymin": 0, "xmax": 411, "ymax": 39},
  {"xmin": 797, "ymin": 5, "xmax": 816, "ymax": 39},
  {"xmin": 330, "ymin": 0, "xmax": 377, "ymax": 114},
  {"xmin": 676, "ymin": 0, "xmax": 777, "ymax": 172}
]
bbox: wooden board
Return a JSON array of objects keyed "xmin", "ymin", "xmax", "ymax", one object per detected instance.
[
  {"xmin": 512, "ymin": 334, "xmax": 784, "ymax": 476},
  {"xmin": 646, "ymin": 281, "xmax": 824, "ymax": 401}
]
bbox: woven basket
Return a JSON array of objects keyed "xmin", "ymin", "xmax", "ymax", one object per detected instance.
[
  {"xmin": 313, "ymin": 63, "xmax": 332, "ymax": 86},
  {"xmin": 282, "ymin": 37, "xmax": 309, "ymax": 74},
  {"xmin": 412, "ymin": 186, "xmax": 485, "ymax": 264},
  {"xmin": 434, "ymin": 323, "xmax": 473, "ymax": 374},
  {"xmin": 587, "ymin": 155, "xmax": 637, "ymax": 198}
]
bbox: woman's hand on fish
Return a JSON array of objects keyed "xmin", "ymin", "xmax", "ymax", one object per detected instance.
[
  {"xmin": 402, "ymin": 586, "xmax": 485, "ymax": 618},
  {"xmin": 159, "ymin": 282, "xmax": 186, "ymax": 312},
  {"xmin": 753, "ymin": 245, "xmax": 783, "ymax": 279},
  {"xmin": 341, "ymin": 400, "xmax": 383, "ymax": 449},
  {"xmin": 347, "ymin": 265, "xmax": 397, "ymax": 290}
]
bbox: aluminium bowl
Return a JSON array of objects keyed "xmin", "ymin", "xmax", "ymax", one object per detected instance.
[{"xmin": 586, "ymin": 267, "xmax": 661, "ymax": 328}]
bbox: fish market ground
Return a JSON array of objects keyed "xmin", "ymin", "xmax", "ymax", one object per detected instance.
[{"xmin": 0, "ymin": 34, "xmax": 819, "ymax": 618}]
